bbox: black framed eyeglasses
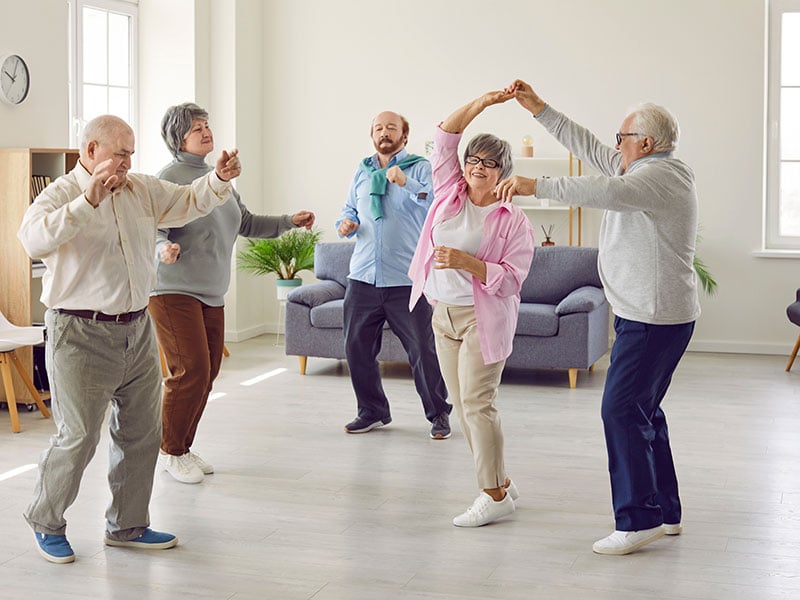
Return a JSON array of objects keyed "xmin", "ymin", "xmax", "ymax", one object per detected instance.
[
  {"xmin": 615, "ymin": 132, "xmax": 644, "ymax": 145},
  {"xmin": 465, "ymin": 155, "xmax": 500, "ymax": 169}
]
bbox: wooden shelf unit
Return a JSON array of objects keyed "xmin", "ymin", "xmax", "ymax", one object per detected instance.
[{"xmin": 0, "ymin": 148, "xmax": 79, "ymax": 404}]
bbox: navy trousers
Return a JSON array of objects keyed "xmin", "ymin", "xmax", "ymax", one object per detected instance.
[
  {"xmin": 343, "ymin": 280, "xmax": 450, "ymax": 422},
  {"xmin": 602, "ymin": 316, "xmax": 695, "ymax": 531}
]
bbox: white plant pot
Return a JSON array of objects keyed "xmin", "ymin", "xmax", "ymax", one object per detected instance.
[{"xmin": 276, "ymin": 278, "xmax": 302, "ymax": 300}]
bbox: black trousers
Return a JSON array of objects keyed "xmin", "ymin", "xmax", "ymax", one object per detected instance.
[{"xmin": 343, "ymin": 280, "xmax": 450, "ymax": 422}]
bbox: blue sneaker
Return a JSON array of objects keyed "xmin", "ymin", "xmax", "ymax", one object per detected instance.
[
  {"xmin": 104, "ymin": 528, "xmax": 178, "ymax": 549},
  {"xmin": 35, "ymin": 532, "xmax": 75, "ymax": 564}
]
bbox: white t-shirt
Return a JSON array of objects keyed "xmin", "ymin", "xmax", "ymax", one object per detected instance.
[{"xmin": 424, "ymin": 198, "xmax": 498, "ymax": 305}]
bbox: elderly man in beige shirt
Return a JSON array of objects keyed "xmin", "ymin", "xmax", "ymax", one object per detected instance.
[{"xmin": 17, "ymin": 114, "xmax": 241, "ymax": 564}]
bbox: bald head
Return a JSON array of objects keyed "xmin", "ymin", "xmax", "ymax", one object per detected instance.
[{"xmin": 80, "ymin": 114, "xmax": 135, "ymax": 187}]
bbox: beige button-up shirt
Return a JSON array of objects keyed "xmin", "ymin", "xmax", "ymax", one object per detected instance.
[{"xmin": 18, "ymin": 162, "xmax": 232, "ymax": 314}]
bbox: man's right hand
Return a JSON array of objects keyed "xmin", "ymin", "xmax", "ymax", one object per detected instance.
[
  {"xmin": 337, "ymin": 218, "xmax": 359, "ymax": 237},
  {"xmin": 160, "ymin": 242, "xmax": 181, "ymax": 264},
  {"xmin": 84, "ymin": 158, "xmax": 119, "ymax": 207},
  {"xmin": 507, "ymin": 79, "xmax": 547, "ymax": 117}
]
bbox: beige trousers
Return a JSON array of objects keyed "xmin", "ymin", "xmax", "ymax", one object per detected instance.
[{"xmin": 432, "ymin": 303, "xmax": 507, "ymax": 489}]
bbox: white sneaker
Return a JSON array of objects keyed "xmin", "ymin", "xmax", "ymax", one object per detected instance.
[
  {"xmin": 161, "ymin": 453, "xmax": 204, "ymax": 484},
  {"xmin": 189, "ymin": 451, "xmax": 214, "ymax": 474},
  {"xmin": 592, "ymin": 526, "xmax": 665, "ymax": 555},
  {"xmin": 453, "ymin": 492, "xmax": 515, "ymax": 527},
  {"xmin": 505, "ymin": 479, "xmax": 519, "ymax": 501},
  {"xmin": 663, "ymin": 522, "xmax": 683, "ymax": 535}
]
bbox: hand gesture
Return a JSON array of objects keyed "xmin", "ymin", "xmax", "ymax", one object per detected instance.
[
  {"xmin": 291, "ymin": 210, "xmax": 316, "ymax": 229},
  {"xmin": 494, "ymin": 176, "xmax": 537, "ymax": 203},
  {"xmin": 215, "ymin": 149, "xmax": 241, "ymax": 181},
  {"xmin": 160, "ymin": 242, "xmax": 181, "ymax": 264},
  {"xmin": 505, "ymin": 79, "xmax": 546, "ymax": 116},
  {"xmin": 433, "ymin": 245, "xmax": 471, "ymax": 270},
  {"xmin": 480, "ymin": 88, "xmax": 516, "ymax": 108},
  {"xmin": 338, "ymin": 218, "xmax": 359, "ymax": 237},
  {"xmin": 385, "ymin": 165, "xmax": 407, "ymax": 187},
  {"xmin": 84, "ymin": 158, "xmax": 119, "ymax": 207}
]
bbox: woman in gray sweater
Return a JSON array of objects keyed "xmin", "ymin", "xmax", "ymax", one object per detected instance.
[{"xmin": 151, "ymin": 102, "xmax": 314, "ymax": 484}]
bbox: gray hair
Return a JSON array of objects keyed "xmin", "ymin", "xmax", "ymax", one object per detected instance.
[
  {"xmin": 80, "ymin": 115, "xmax": 132, "ymax": 153},
  {"xmin": 630, "ymin": 103, "xmax": 680, "ymax": 153},
  {"xmin": 463, "ymin": 133, "xmax": 513, "ymax": 180},
  {"xmin": 161, "ymin": 102, "xmax": 209, "ymax": 156}
]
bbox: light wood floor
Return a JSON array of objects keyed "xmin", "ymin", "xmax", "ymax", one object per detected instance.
[{"xmin": 1, "ymin": 336, "xmax": 799, "ymax": 599}]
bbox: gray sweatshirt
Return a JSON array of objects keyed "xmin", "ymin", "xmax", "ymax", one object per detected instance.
[
  {"xmin": 535, "ymin": 105, "xmax": 700, "ymax": 325},
  {"xmin": 151, "ymin": 151, "xmax": 294, "ymax": 306}
]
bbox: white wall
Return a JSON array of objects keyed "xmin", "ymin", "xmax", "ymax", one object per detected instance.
[
  {"xmin": 254, "ymin": 0, "xmax": 795, "ymax": 355},
  {"xmin": 0, "ymin": 0, "xmax": 69, "ymax": 147}
]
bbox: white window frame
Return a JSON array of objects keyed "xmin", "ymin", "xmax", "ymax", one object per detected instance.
[
  {"xmin": 765, "ymin": 0, "xmax": 800, "ymax": 250},
  {"xmin": 68, "ymin": 0, "xmax": 138, "ymax": 153}
]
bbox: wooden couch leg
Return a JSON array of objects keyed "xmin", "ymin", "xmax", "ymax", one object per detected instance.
[
  {"xmin": 568, "ymin": 368, "xmax": 578, "ymax": 389},
  {"xmin": 787, "ymin": 334, "xmax": 800, "ymax": 372},
  {"xmin": 299, "ymin": 356, "xmax": 307, "ymax": 375}
]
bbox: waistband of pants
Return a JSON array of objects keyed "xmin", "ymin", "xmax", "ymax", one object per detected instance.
[{"xmin": 56, "ymin": 308, "xmax": 148, "ymax": 323}]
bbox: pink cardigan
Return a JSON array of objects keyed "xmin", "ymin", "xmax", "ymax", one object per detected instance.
[{"xmin": 408, "ymin": 126, "xmax": 535, "ymax": 365}]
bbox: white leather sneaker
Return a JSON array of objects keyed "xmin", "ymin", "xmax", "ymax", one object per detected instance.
[
  {"xmin": 453, "ymin": 492, "xmax": 515, "ymax": 527},
  {"xmin": 592, "ymin": 526, "xmax": 665, "ymax": 555},
  {"xmin": 663, "ymin": 522, "xmax": 683, "ymax": 535},
  {"xmin": 189, "ymin": 451, "xmax": 214, "ymax": 474},
  {"xmin": 505, "ymin": 479, "xmax": 520, "ymax": 501},
  {"xmin": 161, "ymin": 453, "xmax": 204, "ymax": 484}
]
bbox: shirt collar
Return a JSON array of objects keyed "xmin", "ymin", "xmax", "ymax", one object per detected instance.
[
  {"xmin": 369, "ymin": 148, "xmax": 408, "ymax": 168},
  {"xmin": 628, "ymin": 151, "xmax": 673, "ymax": 171},
  {"xmin": 175, "ymin": 151, "xmax": 209, "ymax": 167}
]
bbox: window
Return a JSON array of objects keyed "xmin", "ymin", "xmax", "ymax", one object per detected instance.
[
  {"xmin": 68, "ymin": 0, "xmax": 138, "ymax": 151},
  {"xmin": 766, "ymin": 0, "xmax": 800, "ymax": 249}
]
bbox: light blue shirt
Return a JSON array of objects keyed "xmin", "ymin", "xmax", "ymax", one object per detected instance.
[{"xmin": 336, "ymin": 149, "xmax": 433, "ymax": 287}]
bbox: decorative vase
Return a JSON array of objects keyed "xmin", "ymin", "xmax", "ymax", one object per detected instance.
[
  {"xmin": 276, "ymin": 277, "xmax": 302, "ymax": 300},
  {"xmin": 541, "ymin": 238, "xmax": 555, "ymax": 247}
]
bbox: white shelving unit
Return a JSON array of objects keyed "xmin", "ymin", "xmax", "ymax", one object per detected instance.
[{"xmin": 511, "ymin": 153, "xmax": 583, "ymax": 246}]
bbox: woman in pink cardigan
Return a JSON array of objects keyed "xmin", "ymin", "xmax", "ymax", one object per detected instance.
[{"xmin": 408, "ymin": 90, "xmax": 534, "ymax": 527}]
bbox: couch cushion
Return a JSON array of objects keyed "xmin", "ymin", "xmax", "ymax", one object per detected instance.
[
  {"xmin": 310, "ymin": 300, "xmax": 345, "ymax": 329},
  {"xmin": 520, "ymin": 246, "xmax": 601, "ymax": 304},
  {"xmin": 515, "ymin": 303, "xmax": 559, "ymax": 337},
  {"xmin": 555, "ymin": 286, "xmax": 606, "ymax": 315},
  {"xmin": 287, "ymin": 280, "xmax": 345, "ymax": 308},
  {"xmin": 314, "ymin": 242, "xmax": 355, "ymax": 289}
]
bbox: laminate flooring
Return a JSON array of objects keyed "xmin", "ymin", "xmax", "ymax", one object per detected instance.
[{"xmin": 1, "ymin": 336, "xmax": 799, "ymax": 599}]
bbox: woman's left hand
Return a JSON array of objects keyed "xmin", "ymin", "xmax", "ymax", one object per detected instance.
[{"xmin": 434, "ymin": 245, "xmax": 487, "ymax": 283}]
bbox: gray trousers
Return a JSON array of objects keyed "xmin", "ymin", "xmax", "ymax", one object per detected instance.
[{"xmin": 24, "ymin": 309, "xmax": 162, "ymax": 540}]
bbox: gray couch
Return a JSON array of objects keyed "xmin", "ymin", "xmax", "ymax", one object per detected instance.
[{"xmin": 285, "ymin": 242, "xmax": 609, "ymax": 387}]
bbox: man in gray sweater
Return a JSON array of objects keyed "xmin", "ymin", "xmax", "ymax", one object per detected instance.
[{"xmin": 497, "ymin": 79, "xmax": 700, "ymax": 556}]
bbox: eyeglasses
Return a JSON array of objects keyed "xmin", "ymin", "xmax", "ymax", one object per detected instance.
[
  {"xmin": 465, "ymin": 155, "xmax": 500, "ymax": 169},
  {"xmin": 615, "ymin": 132, "xmax": 644, "ymax": 145}
]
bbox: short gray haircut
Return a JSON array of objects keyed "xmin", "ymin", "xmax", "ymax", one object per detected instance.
[
  {"xmin": 463, "ymin": 133, "xmax": 513, "ymax": 180},
  {"xmin": 80, "ymin": 115, "xmax": 132, "ymax": 153},
  {"xmin": 630, "ymin": 103, "xmax": 680, "ymax": 153},
  {"xmin": 161, "ymin": 102, "xmax": 209, "ymax": 156}
]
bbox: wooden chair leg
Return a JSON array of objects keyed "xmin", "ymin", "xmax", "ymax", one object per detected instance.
[
  {"xmin": 9, "ymin": 351, "xmax": 50, "ymax": 417},
  {"xmin": 222, "ymin": 344, "xmax": 230, "ymax": 357},
  {"xmin": 0, "ymin": 353, "xmax": 21, "ymax": 433},
  {"xmin": 299, "ymin": 356, "xmax": 307, "ymax": 375},
  {"xmin": 568, "ymin": 368, "xmax": 578, "ymax": 389},
  {"xmin": 786, "ymin": 334, "xmax": 800, "ymax": 372}
]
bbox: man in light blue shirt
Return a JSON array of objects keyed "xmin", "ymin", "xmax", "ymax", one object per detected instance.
[{"xmin": 337, "ymin": 110, "xmax": 451, "ymax": 438}]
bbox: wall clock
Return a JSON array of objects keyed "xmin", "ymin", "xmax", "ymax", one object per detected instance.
[{"xmin": 0, "ymin": 54, "xmax": 31, "ymax": 105}]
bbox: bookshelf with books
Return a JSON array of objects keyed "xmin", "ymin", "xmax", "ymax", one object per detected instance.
[{"xmin": 0, "ymin": 147, "xmax": 79, "ymax": 405}]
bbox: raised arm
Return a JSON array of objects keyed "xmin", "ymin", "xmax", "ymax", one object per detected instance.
[{"xmin": 440, "ymin": 89, "xmax": 516, "ymax": 134}]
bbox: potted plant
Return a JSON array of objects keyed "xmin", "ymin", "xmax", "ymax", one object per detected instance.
[{"xmin": 237, "ymin": 227, "xmax": 323, "ymax": 299}]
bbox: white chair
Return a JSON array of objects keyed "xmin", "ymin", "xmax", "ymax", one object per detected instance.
[{"xmin": 0, "ymin": 310, "xmax": 50, "ymax": 433}]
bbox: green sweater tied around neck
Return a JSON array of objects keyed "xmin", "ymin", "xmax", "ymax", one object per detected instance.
[{"xmin": 359, "ymin": 154, "xmax": 427, "ymax": 220}]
